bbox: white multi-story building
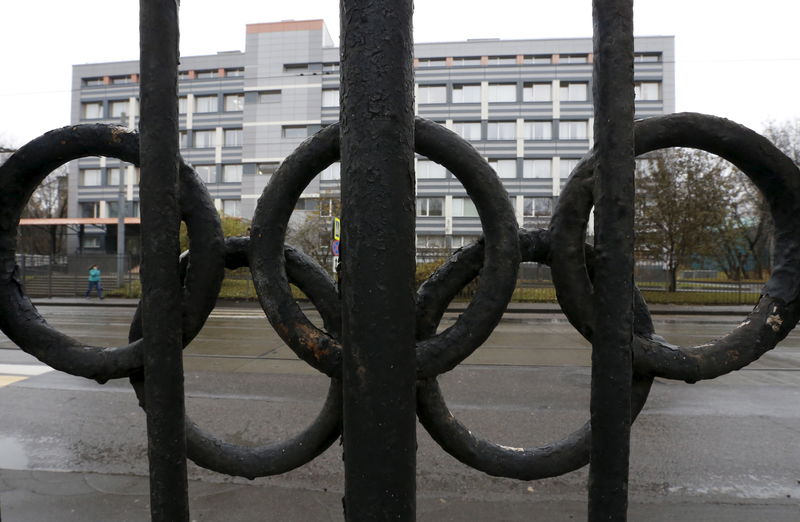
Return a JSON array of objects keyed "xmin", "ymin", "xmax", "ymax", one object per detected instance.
[{"xmin": 69, "ymin": 19, "xmax": 674, "ymax": 253}]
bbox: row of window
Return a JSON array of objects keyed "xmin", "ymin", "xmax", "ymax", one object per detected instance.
[
  {"xmin": 179, "ymin": 128, "xmax": 242, "ymax": 148},
  {"xmin": 314, "ymin": 52, "xmax": 660, "ymax": 71},
  {"xmin": 417, "ymin": 196, "xmax": 554, "ymax": 218},
  {"xmin": 319, "ymin": 158, "xmax": 580, "ymax": 182},
  {"xmin": 79, "ymin": 198, "xmax": 242, "ymax": 218},
  {"xmin": 81, "ymin": 80, "xmax": 661, "ymax": 122},
  {"xmin": 82, "ymin": 68, "xmax": 244, "ymax": 87},
  {"xmin": 79, "ymin": 163, "xmax": 244, "ymax": 186}
]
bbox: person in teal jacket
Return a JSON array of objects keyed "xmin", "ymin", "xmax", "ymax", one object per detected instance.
[{"xmin": 84, "ymin": 264, "xmax": 104, "ymax": 299}]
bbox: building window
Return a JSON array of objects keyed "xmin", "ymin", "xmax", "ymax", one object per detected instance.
[
  {"xmin": 222, "ymin": 199, "xmax": 241, "ymax": 217},
  {"xmin": 634, "ymin": 82, "xmax": 661, "ymax": 101},
  {"xmin": 322, "ymin": 89, "xmax": 340, "ymax": 107},
  {"xmin": 196, "ymin": 70, "xmax": 219, "ymax": 79},
  {"xmin": 524, "ymin": 121, "xmax": 552, "ymax": 140},
  {"xmin": 418, "ymin": 85, "xmax": 447, "ymax": 104},
  {"xmin": 79, "ymin": 169, "xmax": 102, "ymax": 186},
  {"xmin": 282, "ymin": 126, "xmax": 309, "ymax": 139},
  {"xmin": 79, "ymin": 202, "xmax": 100, "ymax": 218},
  {"xmin": 195, "ymin": 95, "xmax": 218, "ymax": 113},
  {"xmin": 320, "ymin": 198, "xmax": 340, "ymax": 217},
  {"xmin": 488, "ymin": 83, "xmax": 517, "ymax": 102},
  {"xmin": 452, "ymin": 122, "xmax": 481, "ymax": 140},
  {"xmin": 109, "ymin": 100, "xmax": 129, "ymax": 119},
  {"xmin": 178, "ymin": 96, "xmax": 187, "ymax": 114},
  {"xmin": 194, "ymin": 165, "xmax": 216, "ymax": 183},
  {"xmin": 487, "ymin": 122, "xmax": 516, "ymax": 140},
  {"xmin": 225, "ymin": 68, "xmax": 245, "ymax": 76},
  {"xmin": 284, "ymin": 63, "xmax": 309, "ymax": 73},
  {"xmin": 259, "ymin": 90, "xmax": 281, "ymax": 103},
  {"xmin": 488, "ymin": 159, "xmax": 517, "ymax": 179},
  {"xmin": 82, "ymin": 237, "xmax": 101, "ymax": 249},
  {"xmin": 416, "ymin": 235, "xmax": 445, "ymax": 249},
  {"xmin": 259, "ymin": 163, "xmax": 280, "ymax": 176},
  {"xmin": 452, "ymin": 197, "xmax": 478, "ymax": 217},
  {"xmin": 224, "ymin": 93, "xmax": 244, "ymax": 112},
  {"xmin": 193, "ymin": 130, "xmax": 216, "ymax": 148},
  {"xmin": 560, "ymin": 158, "xmax": 581, "ymax": 178},
  {"xmin": 112, "ymin": 75, "xmax": 133, "ymax": 84},
  {"xmin": 559, "ymin": 121, "xmax": 588, "ymax": 140},
  {"xmin": 81, "ymin": 102, "xmax": 104, "ymax": 119},
  {"xmin": 560, "ymin": 54, "xmax": 588, "ymax": 64},
  {"xmin": 559, "ymin": 82, "xmax": 589, "ymax": 102},
  {"xmin": 523, "ymin": 159, "xmax": 552, "ymax": 179},
  {"xmin": 224, "ymin": 128, "xmax": 242, "ymax": 147},
  {"xmin": 451, "ymin": 235, "xmax": 479, "ymax": 248},
  {"xmin": 178, "ymin": 70, "xmax": 191, "ymax": 80},
  {"xmin": 83, "ymin": 77, "xmax": 104, "ymax": 87},
  {"xmin": 451, "ymin": 57, "xmax": 481, "ymax": 66},
  {"xmin": 524, "ymin": 55, "xmax": 552, "ymax": 65},
  {"xmin": 634, "ymin": 53, "xmax": 661, "ymax": 63},
  {"xmin": 417, "ymin": 197, "xmax": 444, "ymax": 217},
  {"xmin": 452, "ymin": 84, "xmax": 481, "ymax": 103},
  {"xmin": 321, "ymin": 162, "xmax": 341, "ymax": 180},
  {"xmin": 523, "ymin": 83, "xmax": 551, "ymax": 102},
  {"xmin": 107, "ymin": 168, "xmax": 122, "ymax": 186},
  {"xmin": 323, "ymin": 63, "xmax": 340, "ymax": 72},
  {"xmin": 417, "ymin": 57, "xmax": 446, "ymax": 67},
  {"xmin": 487, "ymin": 55, "xmax": 517, "ymax": 65},
  {"xmin": 524, "ymin": 197, "xmax": 553, "ymax": 217},
  {"xmin": 222, "ymin": 164, "xmax": 243, "ymax": 183},
  {"xmin": 416, "ymin": 160, "xmax": 446, "ymax": 179},
  {"xmin": 179, "ymin": 131, "xmax": 188, "ymax": 148}
]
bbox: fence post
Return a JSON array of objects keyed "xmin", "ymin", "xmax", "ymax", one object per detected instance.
[
  {"xmin": 589, "ymin": 1, "xmax": 635, "ymax": 520},
  {"xmin": 340, "ymin": 0, "xmax": 417, "ymax": 519},
  {"xmin": 139, "ymin": 0, "xmax": 188, "ymax": 520}
]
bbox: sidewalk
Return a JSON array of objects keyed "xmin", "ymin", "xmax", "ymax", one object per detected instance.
[
  {"xmin": 31, "ymin": 296, "xmax": 757, "ymax": 317},
  {"xmin": 2, "ymin": 468, "xmax": 796, "ymax": 522}
]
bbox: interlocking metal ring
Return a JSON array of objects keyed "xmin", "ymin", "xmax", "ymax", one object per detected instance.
[
  {"xmin": 551, "ymin": 113, "xmax": 800, "ymax": 383},
  {"xmin": 128, "ymin": 237, "xmax": 342, "ymax": 479},
  {"xmin": 250, "ymin": 117, "xmax": 520, "ymax": 379},
  {"xmin": 0, "ymin": 124, "xmax": 224, "ymax": 382}
]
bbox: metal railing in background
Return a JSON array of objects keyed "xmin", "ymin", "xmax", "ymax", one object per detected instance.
[{"xmin": 1, "ymin": 1, "xmax": 799, "ymax": 521}]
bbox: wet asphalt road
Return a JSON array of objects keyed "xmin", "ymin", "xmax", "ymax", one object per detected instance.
[{"xmin": 0, "ymin": 304, "xmax": 798, "ymax": 520}]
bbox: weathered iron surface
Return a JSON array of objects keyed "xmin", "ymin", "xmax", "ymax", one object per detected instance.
[{"xmin": 1, "ymin": 0, "xmax": 799, "ymax": 520}]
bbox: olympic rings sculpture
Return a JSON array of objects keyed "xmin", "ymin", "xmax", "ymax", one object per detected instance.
[{"xmin": 0, "ymin": 112, "xmax": 798, "ymax": 480}]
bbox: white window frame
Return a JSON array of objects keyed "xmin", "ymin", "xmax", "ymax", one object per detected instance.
[
  {"xmin": 417, "ymin": 85, "xmax": 447, "ymax": 104},
  {"xmin": 452, "ymin": 122, "xmax": 481, "ymax": 140},
  {"xmin": 222, "ymin": 164, "xmax": 243, "ymax": 183},
  {"xmin": 487, "ymin": 122, "xmax": 516, "ymax": 140},
  {"xmin": 192, "ymin": 130, "xmax": 216, "ymax": 148},
  {"xmin": 523, "ymin": 121, "xmax": 552, "ymax": 140},
  {"xmin": 452, "ymin": 84, "xmax": 481, "ymax": 103},
  {"xmin": 523, "ymin": 159, "xmax": 552, "ymax": 179},
  {"xmin": 194, "ymin": 95, "xmax": 218, "ymax": 113},
  {"xmin": 487, "ymin": 83, "xmax": 517, "ymax": 103},
  {"xmin": 488, "ymin": 159, "xmax": 517, "ymax": 179},
  {"xmin": 224, "ymin": 94, "xmax": 244, "ymax": 112},
  {"xmin": 416, "ymin": 160, "xmax": 446, "ymax": 179},
  {"xmin": 559, "ymin": 121, "xmax": 588, "ymax": 140},
  {"xmin": 523, "ymin": 83, "xmax": 552, "ymax": 102}
]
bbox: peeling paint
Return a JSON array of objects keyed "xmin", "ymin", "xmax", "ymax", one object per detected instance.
[{"xmin": 766, "ymin": 314, "xmax": 783, "ymax": 332}]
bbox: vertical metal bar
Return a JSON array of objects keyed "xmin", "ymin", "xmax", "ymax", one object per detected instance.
[
  {"xmin": 589, "ymin": 1, "xmax": 635, "ymax": 520},
  {"xmin": 139, "ymin": 1, "xmax": 189, "ymax": 520},
  {"xmin": 339, "ymin": 0, "xmax": 416, "ymax": 519}
]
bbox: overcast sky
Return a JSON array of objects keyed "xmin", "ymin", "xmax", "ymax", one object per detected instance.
[{"xmin": 1, "ymin": 0, "xmax": 798, "ymax": 147}]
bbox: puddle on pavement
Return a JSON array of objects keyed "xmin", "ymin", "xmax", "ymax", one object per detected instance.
[{"xmin": 0, "ymin": 437, "xmax": 29, "ymax": 470}]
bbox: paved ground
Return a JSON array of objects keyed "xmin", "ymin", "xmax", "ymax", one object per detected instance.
[{"xmin": 0, "ymin": 302, "xmax": 797, "ymax": 520}]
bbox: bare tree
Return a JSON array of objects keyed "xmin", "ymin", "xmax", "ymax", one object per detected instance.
[
  {"xmin": 286, "ymin": 195, "xmax": 340, "ymax": 274},
  {"xmin": 635, "ymin": 148, "xmax": 736, "ymax": 291}
]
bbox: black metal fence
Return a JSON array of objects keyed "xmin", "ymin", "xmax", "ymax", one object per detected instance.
[{"xmin": 1, "ymin": 1, "xmax": 799, "ymax": 521}]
